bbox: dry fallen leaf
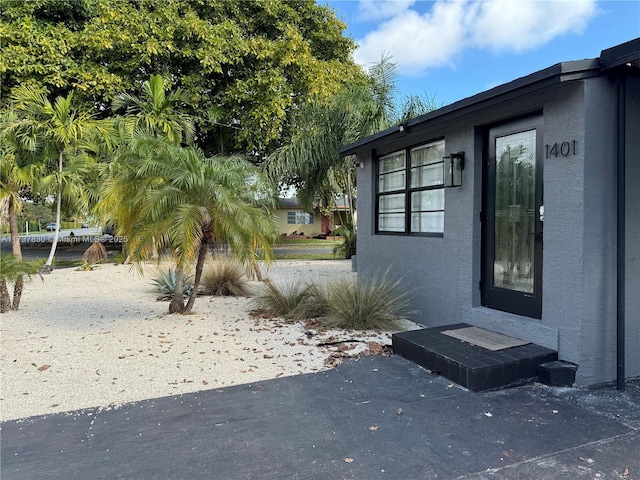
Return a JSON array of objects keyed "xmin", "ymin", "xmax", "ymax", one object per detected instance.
[
  {"xmin": 37, "ymin": 364, "xmax": 51, "ymax": 372},
  {"xmin": 344, "ymin": 458, "xmax": 354, "ymax": 463},
  {"xmin": 396, "ymin": 408, "xmax": 403, "ymax": 416},
  {"xmin": 369, "ymin": 426, "xmax": 379, "ymax": 431}
]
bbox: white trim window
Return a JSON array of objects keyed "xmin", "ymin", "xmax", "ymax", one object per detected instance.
[
  {"xmin": 376, "ymin": 139, "xmax": 445, "ymax": 235},
  {"xmin": 287, "ymin": 211, "xmax": 314, "ymax": 225}
]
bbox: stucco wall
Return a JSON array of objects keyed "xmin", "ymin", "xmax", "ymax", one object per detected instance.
[
  {"xmin": 625, "ymin": 76, "xmax": 640, "ymax": 380},
  {"xmin": 355, "ymin": 77, "xmax": 638, "ymax": 385}
]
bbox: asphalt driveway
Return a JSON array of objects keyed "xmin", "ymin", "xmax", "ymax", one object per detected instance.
[{"xmin": 1, "ymin": 355, "xmax": 638, "ymax": 480}]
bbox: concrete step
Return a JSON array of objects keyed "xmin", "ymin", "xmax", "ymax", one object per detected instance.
[{"xmin": 392, "ymin": 323, "xmax": 558, "ymax": 391}]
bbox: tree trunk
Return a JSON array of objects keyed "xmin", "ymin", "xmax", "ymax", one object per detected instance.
[
  {"xmin": 8, "ymin": 197, "xmax": 22, "ymax": 260},
  {"xmin": 185, "ymin": 239, "xmax": 209, "ymax": 313},
  {"xmin": 8, "ymin": 196, "xmax": 24, "ymax": 309},
  {"xmin": 0, "ymin": 280, "xmax": 10, "ymax": 313},
  {"xmin": 169, "ymin": 267, "xmax": 185, "ymax": 314},
  {"xmin": 11, "ymin": 280, "xmax": 24, "ymax": 310},
  {"xmin": 43, "ymin": 152, "xmax": 64, "ymax": 272}
]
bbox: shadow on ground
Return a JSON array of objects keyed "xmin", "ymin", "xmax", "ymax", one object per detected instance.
[{"xmin": 1, "ymin": 356, "xmax": 638, "ymax": 480}]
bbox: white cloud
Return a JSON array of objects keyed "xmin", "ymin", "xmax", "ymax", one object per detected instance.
[
  {"xmin": 355, "ymin": 2, "xmax": 468, "ymax": 73},
  {"xmin": 471, "ymin": 0, "xmax": 597, "ymax": 52},
  {"xmin": 355, "ymin": 0, "xmax": 416, "ymax": 22},
  {"xmin": 354, "ymin": 0, "xmax": 599, "ymax": 75}
]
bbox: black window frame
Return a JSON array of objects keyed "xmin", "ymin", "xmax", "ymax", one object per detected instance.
[{"xmin": 375, "ymin": 139, "xmax": 446, "ymax": 236}]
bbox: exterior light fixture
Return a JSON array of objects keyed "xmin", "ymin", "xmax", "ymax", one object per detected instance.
[
  {"xmin": 353, "ymin": 160, "xmax": 364, "ymax": 169},
  {"xmin": 443, "ymin": 152, "xmax": 465, "ymax": 187}
]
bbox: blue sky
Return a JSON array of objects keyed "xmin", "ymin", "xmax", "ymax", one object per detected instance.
[{"xmin": 324, "ymin": 0, "xmax": 640, "ymax": 106}]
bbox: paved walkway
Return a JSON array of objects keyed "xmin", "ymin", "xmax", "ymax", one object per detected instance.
[{"xmin": 1, "ymin": 356, "xmax": 638, "ymax": 479}]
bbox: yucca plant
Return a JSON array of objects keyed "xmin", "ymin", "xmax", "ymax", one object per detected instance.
[
  {"xmin": 151, "ymin": 267, "xmax": 194, "ymax": 301},
  {"xmin": 201, "ymin": 259, "xmax": 250, "ymax": 297},
  {"xmin": 320, "ymin": 276, "xmax": 412, "ymax": 330}
]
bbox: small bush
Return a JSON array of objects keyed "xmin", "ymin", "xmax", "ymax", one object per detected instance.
[
  {"xmin": 201, "ymin": 260, "xmax": 250, "ymax": 297},
  {"xmin": 249, "ymin": 274, "xmax": 410, "ymax": 330},
  {"xmin": 332, "ymin": 224, "xmax": 356, "ymax": 259},
  {"xmin": 151, "ymin": 268, "xmax": 193, "ymax": 300},
  {"xmin": 320, "ymin": 276, "xmax": 411, "ymax": 330},
  {"xmin": 251, "ymin": 278, "xmax": 322, "ymax": 320}
]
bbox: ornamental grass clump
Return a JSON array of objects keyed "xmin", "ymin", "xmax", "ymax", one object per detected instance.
[
  {"xmin": 320, "ymin": 276, "xmax": 412, "ymax": 330},
  {"xmin": 251, "ymin": 278, "xmax": 327, "ymax": 320},
  {"xmin": 201, "ymin": 259, "xmax": 250, "ymax": 297}
]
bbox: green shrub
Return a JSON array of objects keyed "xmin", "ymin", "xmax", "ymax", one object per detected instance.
[
  {"xmin": 151, "ymin": 268, "xmax": 193, "ymax": 300},
  {"xmin": 332, "ymin": 224, "xmax": 356, "ymax": 259},
  {"xmin": 111, "ymin": 252, "xmax": 127, "ymax": 264},
  {"xmin": 201, "ymin": 260, "xmax": 250, "ymax": 297},
  {"xmin": 320, "ymin": 276, "xmax": 411, "ymax": 330}
]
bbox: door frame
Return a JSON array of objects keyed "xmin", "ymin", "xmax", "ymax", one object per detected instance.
[{"xmin": 481, "ymin": 115, "xmax": 544, "ymax": 319}]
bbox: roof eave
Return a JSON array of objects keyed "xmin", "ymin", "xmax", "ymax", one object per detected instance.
[{"xmin": 339, "ymin": 58, "xmax": 601, "ymax": 157}]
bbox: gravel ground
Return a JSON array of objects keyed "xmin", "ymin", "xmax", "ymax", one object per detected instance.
[{"xmin": 0, "ymin": 260, "xmax": 415, "ymax": 421}]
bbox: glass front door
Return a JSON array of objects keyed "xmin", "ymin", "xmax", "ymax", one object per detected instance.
[{"xmin": 482, "ymin": 116, "xmax": 543, "ymax": 318}]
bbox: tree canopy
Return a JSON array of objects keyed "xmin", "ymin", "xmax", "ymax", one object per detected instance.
[{"xmin": 0, "ymin": 0, "xmax": 363, "ymax": 156}]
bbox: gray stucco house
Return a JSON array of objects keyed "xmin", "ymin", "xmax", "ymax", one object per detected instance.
[{"xmin": 340, "ymin": 38, "xmax": 639, "ymax": 387}]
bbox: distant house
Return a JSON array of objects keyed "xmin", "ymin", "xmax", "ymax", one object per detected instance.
[
  {"xmin": 276, "ymin": 198, "xmax": 323, "ymax": 237},
  {"xmin": 276, "ymin": 197, "xmax": 357, "ymax": 237},
  {"xmin": 340, "ymin": 38, "xmax": 640, "ymax": 386}
]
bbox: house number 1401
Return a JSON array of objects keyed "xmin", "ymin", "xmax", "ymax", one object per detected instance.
[{"xmin": 545, "ymin": 140, "xmax": 577, "ymax": 158}]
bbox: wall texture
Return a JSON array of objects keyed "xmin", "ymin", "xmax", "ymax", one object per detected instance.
[{"xmin": 355, "ymin": 76, "xmax": 639, "ymax": 385}]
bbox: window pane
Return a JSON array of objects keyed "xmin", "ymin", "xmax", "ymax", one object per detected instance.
[
  {"xmin": 411, "ymin": 141, "xmax": 445, "ymax": 167},
  {"xmin": 411, "ymin": 211, "xmax": 444, "ymax": 233},
  {"xmin": 411, "ymin": 163, "xmax": 443, "ymax": 188},
  {"xmin": 379, "ymin": 170, "xmax": 405, "ymax": 192},
  {"xmin": 288, "ymin": 211, "xmax": 314, "ymax": 225},
  {"xmin": 411, "ymin": 189, "xmax": 444, "ymax": 211},
  {"xmin": 379, "ymin": 213, "xmax": 405, "ymax": 232},
  {"xmin": 493, "ymin": 129, "xmax": 536, "ymax": 293},
  {"xmin": 379, "ymin": 193, "xmax": 405, "ymax": 213},
  {"xmin": 379, "ymin": 151, "xmax": 405, "ymax": 174}
]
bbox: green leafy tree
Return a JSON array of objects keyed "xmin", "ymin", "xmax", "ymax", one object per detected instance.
[{"xmin": 0, "ymin": 0, "xmax": 362, "ymax": 156}]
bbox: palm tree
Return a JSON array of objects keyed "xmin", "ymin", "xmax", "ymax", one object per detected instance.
[
  {"xmin": 9, "ymin": 86, "xmax": 115, "ymax": 272},
  {"xmin": 264, "ymin": 54, "xmax": 439, "ymax": 227},
  {"xmin": 98, "ymin": 136, "xmax": 278, "ymax": 314},
  {"xmin": 0, "ymin": 108, "xmax": 43, "ymax": 309},
  {"xmin": 112, "ymin": 74, "xmax": 194, "ymax": 146},
  {"xmin": 264, "ymin": 82, "xmax": 385, "ymax": 226},
  {"xmin": 0, "ymin": 254, "xmax": 40, "ymax": 313}
]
